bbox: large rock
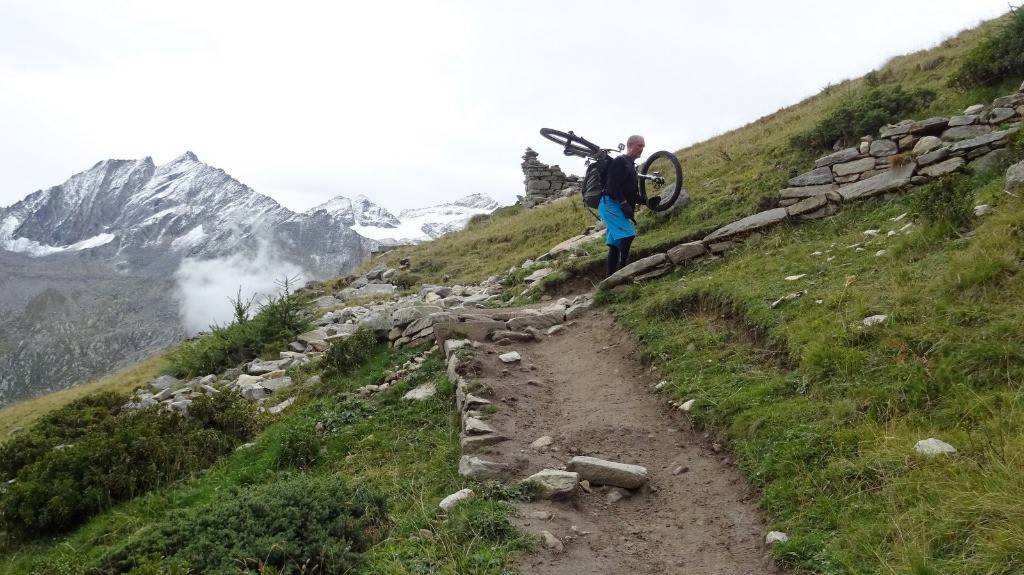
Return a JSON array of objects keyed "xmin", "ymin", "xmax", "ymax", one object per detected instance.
[
  {"xmin": 992, "ymin": 93, "xmax": 1024, "ymax": 109},
  {"xmin": 918, "ymin": 157, "xmax": 965, "ymax": 178},
  {"xmin": 147, "ymin": 375, "xmax": 180, "ymax": 391},
  {"xmin": 916, "ymin": 147, "xmax": 951, "ymax": 167},
  {"xmin": 458, "ymin": 455, "xmax": 513, "ymax": 480},
  {"xmin": 566, "ymin": 456, "xmax": 648, "ymax": 489},
  {"xmin": 838, "ymin": 162, "xmax": 915, "ymax": 201},
  {"xmin": 942, "ymin": 125, "xmax": 994, "ymax": 141},
  {"xmin": 813, "ymin": 148, "xmax": 860, "ymax": 168},
  {"xmin": 600, "ymin": 253, "xmax": 669, "ymax": 289},
  {"xmin": 949, "ymin": 128, "xmax": 1018, "ymax": 154},
  {"xmin": 832, "ymin": 157, "xmax": 876, "ymax": 177},
  {"xmin": 666, "ymin": 241, "xmax": 707, "ymax": 264},
  {"xmin": 912, "ymin": 136, "xmax": 943, "ymax": 156},
  {"xmin": 785, "ymin": 195, "xmax": 828, "ymax": 217},
  {"xmin": 506, "ymin": 312, "xmax": 564, "ymax": 331},
  {"xmin": 869, "ymin": 139, "xmax": 898, "ymax": 156},
  {"xmin": 402, "ymin": 312, "xmax": 455, "ymax": 338},
  {"xmin": 1007, "ymin": 161, "xmax": 1024, "ymax": 194},
  {"xmin": 909, "ymin": 117, "xmax": 948, "ymax": 135},
  {"xmin": 915, "ymin": 437, "xmax": 956, "ymax": 456},
  {"xmin": 522, "ymin": 469, "xmax": 580, "ymax": 499},
  {"xmin": 392, "ymin": 305, "xmax": 444, "ymax": 328},
  {"xmin": 703, "ymin": 208, "xmax": 788, "ymax": 243},
  {"xmin": 788, "ymin": 166, "xmax": 833, "ymax": 187},
  {"xmin": 986, "ymin": 107, "xmax": 1017, "ymax": 124},
  {"xmin": 778, "ymin": 183, "xmax": 838, "ymax": 201}
]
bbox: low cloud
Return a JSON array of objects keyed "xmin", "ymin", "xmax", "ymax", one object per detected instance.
[{"xmin": 174, "ymin": 241, "xmax": 308, "ymax": 334}]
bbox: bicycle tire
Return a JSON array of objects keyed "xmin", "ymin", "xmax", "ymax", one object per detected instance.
[
  {"xmin": 639, "ymin": 150, "xmax": 684, "ymax": 212},
  {"xmin": 539, "ymin": 128, "xmax": 600, "ymax": 158}
]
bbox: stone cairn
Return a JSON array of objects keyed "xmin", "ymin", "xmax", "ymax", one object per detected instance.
[
  {"xmin": 518, "ymin": 148, "xmax": 579, "ymax": 208},
  {"xmin": 584, "ymin": 81, "xmax": 1024, "ymax": 290}
]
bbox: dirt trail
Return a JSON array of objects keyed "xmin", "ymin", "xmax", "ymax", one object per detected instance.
[{"xmin": 464, "ymin": 308, "xmax": 785, "ymax": 574}]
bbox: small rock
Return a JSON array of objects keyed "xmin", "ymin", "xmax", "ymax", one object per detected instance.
[
  {"xmin": 606, "ymin": 488, "xmax": 630, "ymax": 504},
  {"xmin": 974, "ymin": 204, "xmax": 992, "ymax": 216},
  {"xmin": 862, "ymin": 314, "xmax": 888, "ymax": 326},
  {"xmin": 418, "ymin": 529, "xmax": 435, "ymax": 540},
  {"xmin": 531, "ymin": 436, "xmax": 554, "ymax": 449},
  {"xmin": 439, "ymin": 488, "xmax": 474, "ymax": 511},
  {"xmin": 579, "ymin": 480, "xmax": 593, "ymax": 494},
  {"xmin": 499, "ymin": 351, "xmax": 522, "ymax": 363},
  {"xmin": 680, "ymin": 399, "xmax": 696, "ymax": 411},
  {"xmin": 915, "ymin": 437, "xmax": 957, "ymax": 456},
  {"xmin": 784, "ymin": 274, "xmax": 805, "ymax": 281},
  {"xmin": 673, "ymin": 465, "xmax": 689, "ymax": 475},
  {"xmin": 540, "ymin": 530, "xmax": 564, "ymax": 552},
  {"xmin": 527, "ymin": 510, "xmax": 554, "ymax": 520},
  {"xmin": 766, "ymin": 531, "xmax": 790, "ymax": 544}
]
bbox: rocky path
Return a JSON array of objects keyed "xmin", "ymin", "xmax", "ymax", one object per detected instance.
[{"xmin": 459, "ymin": 308, "xmax": 785, "ymax": 574}]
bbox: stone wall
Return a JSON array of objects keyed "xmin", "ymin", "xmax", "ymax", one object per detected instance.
[{"xmin": 518, "ymin": 148, "xmax": 579, "ymax": 208}]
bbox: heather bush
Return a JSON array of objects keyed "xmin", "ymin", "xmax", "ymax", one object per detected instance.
[
  {"xmin": 791, "ymin": 85, "xmax": 935, "ymax": 152},
  {"xmin": 950, "ymin": 8, "xmax": 1024, "ymax": 88},
  {"xmin": 320, "ymin": 325, "xmax": 379, "ymax": 377},
  {"xmin": 96, "ymin": 475, "xmax": 387, "ymax": 574}
]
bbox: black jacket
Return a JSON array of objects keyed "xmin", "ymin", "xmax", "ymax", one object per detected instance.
[{"xmin": 605, "ymin": 155, "xmax": 642, "ymax": 207}]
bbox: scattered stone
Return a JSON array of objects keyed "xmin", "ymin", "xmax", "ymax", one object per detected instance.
[
  {"xmin": 915, "ymin": 437, "xmax": 957, "ymax": 456},
  {"xmin": 680, "ymin": 399, "xmax": 696, "ymax": 412},
  {"xmin": 579, "ymin": 480, "xmax": 593, "ymax": 494},
  {"xmin": 1007, "ymin": 161, "xmax": 1024, "ymax": 194},
  {"xmin": 268, "ymin": 397, "xmax": 295, "ymax": 415},
  {"xmin": 703, "ymin": 208, "xmax": 788, "ymax": 243},
  {"xmin": 784, "ymin": 274, "xmax": 805, "ymax": 281},
  {"xmin": 527, "ymin": 510, "xmax": 554, "ymax": 520},
  {"xmin": 531, "ymin": 436, "xmax": 554, "ymax": 449},
  {"xmin": 522, "ymin": 469, "xmax": 579, "ymax": 499},
  {"xmin": 499, "ymin": 351, "xmax": 522, "ymax": 363},
  {"xmin": 439, "ymin": 488, "xmax": 474, "ymax": 511},
  {"xmin": 404, "ymin": 382, "xmax": 437, "ymax": 401},
  {"xmin": 771, "ymin": 291, "xmax": 806, "ymax": 308},
  {"xmin": 766, "ymin": 531, "xmax": 790, "ymax": 544},
  {"xmin": 600, "ymin": 253, "xmax": 670, "ymax": 288},
  {"xmin": 567, "ymin": 456, "xmax": 649, "ymax": 489},
  {"xmin": 606, "ymin": 488, "xmax": 630, "ymax": 504},
  {"xmin": 545, "ymin": 325, "xmax": 566, "ymax": 336},
  {"xmin": 459, "ymin": 456, "xmax": 513, "ymax": 480},
  {"xmin": 974, "ymin": 204, "xmax": 992, "ymax": 217},
  {"xmin": 540, "ymin": 530, "xmax": 564, "ymax": 552},
  {"xmin": 673, "ymin": 465, "xmax": 689, "ymax": 475},
  {"xmin": 862, "ymin": 314, "xmax": 888, "ymax": 326}
]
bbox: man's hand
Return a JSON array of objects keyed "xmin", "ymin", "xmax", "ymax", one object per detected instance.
[{"xmin": 619, "ymin": 201, "xmax": 635, "ymax": 220}]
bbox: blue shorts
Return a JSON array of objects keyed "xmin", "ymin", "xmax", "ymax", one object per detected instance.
[{"xmin": 598, "ymin": 195, "xmax": 636, "ymax": 249}]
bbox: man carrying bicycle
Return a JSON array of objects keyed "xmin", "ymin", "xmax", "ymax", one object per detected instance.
[{"xmin": 599, "ymin": 134, "xmax": 647, "ymax": 277}]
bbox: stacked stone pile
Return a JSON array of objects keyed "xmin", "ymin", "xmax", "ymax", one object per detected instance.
[
  {"xmin": 596, "ymin": 83, "xmax": 1024, "ymax": 290},
  {"xmin": 519, "ymin": 147, "xmax": 579, "ymax": 208}
]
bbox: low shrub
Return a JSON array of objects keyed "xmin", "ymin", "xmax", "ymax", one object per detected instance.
[
  {"xmin": 277, "ymin": 423, "xmax": 322, "ymax": 470},
  {"xmin": 0, "ymin": 390, "xmax": 126, "ymax": 481},
  {"xmin": 95, "ymin": 475, "xmax": 387, "ymax": 574},
  {"xmin": 0, "ymin": 394, "xmax": 262, "ymax": 538},
  {"xmin": 950, "ymin": 8, "xmax": 1024, "ymax": 89},
  {"xmin": 320, "ymin": 325, "xmax": 379, "ymax": 377},
  {"xmin": 791, "ymin": 85, "xmax": 935, "ymax": 152}
]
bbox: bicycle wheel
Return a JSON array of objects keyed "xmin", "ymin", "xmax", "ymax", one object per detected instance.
[
  {"xmin": 639, "ymin": 150, "xmax": 684, "ymax": 212},
  {"xmin": 539, "ymin": 128, "xmax": 600, "ymax": 158}
]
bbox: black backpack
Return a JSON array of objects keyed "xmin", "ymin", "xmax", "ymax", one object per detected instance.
[{"xmin": 581, "ymin": 153, "xmax": 612, "ymax": 210}]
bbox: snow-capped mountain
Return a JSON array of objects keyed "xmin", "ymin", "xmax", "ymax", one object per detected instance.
[
  {"xmin": 351, "ymin": 193, "xmax": 500, "ymax": 244},
  {"xmin": 0, "ymin": 152, "xmax": 500, "ymax": 407}
]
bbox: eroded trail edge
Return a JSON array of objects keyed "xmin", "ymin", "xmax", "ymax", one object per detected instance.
[{"xmin": 440, "ymin": 306, "xmax": 785, "ymax": 574}]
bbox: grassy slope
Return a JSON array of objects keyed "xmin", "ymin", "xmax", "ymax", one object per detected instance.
[{"xmin": 2, "ymin": 12, "xmax": 1023, "ymax": 575}]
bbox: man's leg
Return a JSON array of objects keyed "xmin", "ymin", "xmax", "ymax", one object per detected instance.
[
  {"xmin": 618, "ymin": 236, "xmax": 634, "ymax": 269},
  {"xmin": 607, "ymin": 244, "xmax": 621, "ymax": 277}
]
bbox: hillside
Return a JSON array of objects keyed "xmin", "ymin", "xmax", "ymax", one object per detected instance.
[{"xmin": 3, "ymin": 10, "xmax": 1024, "ymax": 575}]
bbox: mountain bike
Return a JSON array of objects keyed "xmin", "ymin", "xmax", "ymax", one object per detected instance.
[{"xmin": 539, "ymin": 128, "xmax": 685, "ymax": 213}]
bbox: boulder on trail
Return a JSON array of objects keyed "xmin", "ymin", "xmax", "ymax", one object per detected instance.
[{"xmin": 566, "ymin": 456, "xmax": 649, "ymax": 489}]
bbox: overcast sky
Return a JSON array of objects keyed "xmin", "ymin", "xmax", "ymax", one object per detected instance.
[{"xmin": 0, "ymin": 1, "xmax": 1013, "ymax": 214}]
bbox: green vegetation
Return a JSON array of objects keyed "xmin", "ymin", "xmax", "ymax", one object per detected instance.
[
  {"xmin": 96, "ymin": 475, "xmax": 387, "ymax": 574},
  {"xmin": 0, "ymin": 391, "xmax": 262, "ymax": 538},
  {"xmin": 166, "ymin": 279, "xmax": 314, "ymax": 378},
  {"xmin": 950, "ymin": 7, "xmax": 1024, "ymax": 88},
  {"xmin": 790, "ymin": 85, "xmax": 936, "ymax": 152},
  {"xmin": 3, "ymin": 10, "xmax": 1024, "ymax": 575}
]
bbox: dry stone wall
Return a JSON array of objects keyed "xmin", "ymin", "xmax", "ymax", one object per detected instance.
[{"xmin": 519, "ymin": 148, "xmax": 579, "ymax": 208}]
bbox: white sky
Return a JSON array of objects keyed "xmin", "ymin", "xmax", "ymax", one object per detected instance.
[{"xmin": 0, "ymin": 1, "xmax": 1013, "ymax": 214}]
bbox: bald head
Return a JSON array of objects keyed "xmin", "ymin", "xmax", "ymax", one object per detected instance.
[{"xmin": 625, "ymin": 135, "xmax": 645, "ymax": 160}]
